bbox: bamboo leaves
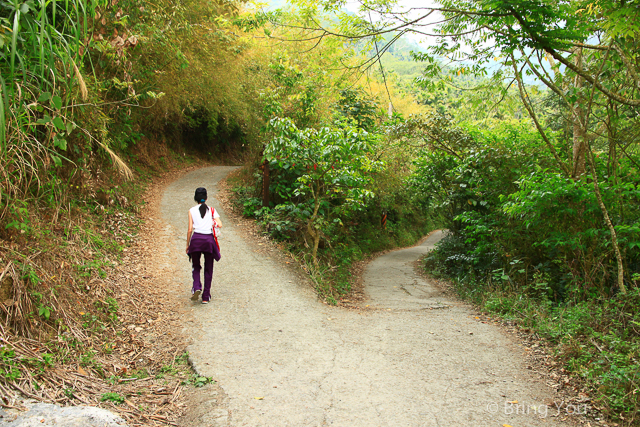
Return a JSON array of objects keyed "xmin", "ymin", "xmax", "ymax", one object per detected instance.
[{"xmin": 0, "ymin": 0, "xmax": 138, "ymax": 213}]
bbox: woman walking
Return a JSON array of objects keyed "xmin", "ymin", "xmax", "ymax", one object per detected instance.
[{"xmin": 186, "ymin": 187, "xmax": 221, "ymax": 304}]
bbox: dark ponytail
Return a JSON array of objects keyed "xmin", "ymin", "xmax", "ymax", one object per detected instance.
[
  {"xmin": 199, "ymin": 202, "xmax": 208, "ymax": 218},
  {"xmin": 194, "ymin": 187, "xmax": 208, "ymax": 218}
]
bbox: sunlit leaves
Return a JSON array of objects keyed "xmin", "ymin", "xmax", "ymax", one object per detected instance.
[
  {"xmin": 263, "ymin": 116, "xmax": 383, "ymax": 261},
  {"xmin": 264, "ymin": 116, "xmax": 382, "ymax": 209}
]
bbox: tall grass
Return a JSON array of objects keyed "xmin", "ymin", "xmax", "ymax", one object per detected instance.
[{"xmin": 0, "ymin": 0, "xmax": 130, "ymax": 217}]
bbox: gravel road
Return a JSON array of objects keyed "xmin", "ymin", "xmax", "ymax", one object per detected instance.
[{"xmin": 160, "ymin": 166, "xmax": 575, "ymax": 427}]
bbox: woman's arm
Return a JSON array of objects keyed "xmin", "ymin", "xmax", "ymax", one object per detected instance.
[{"xmin": 186, "ymin": 212, "xmax": 193, "ymax": 254}]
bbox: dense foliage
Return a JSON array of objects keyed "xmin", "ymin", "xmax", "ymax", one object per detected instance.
[
  {"xmin": 264, "ymin": 117, "xmax": 382, "ymax": 261},
  {"xmin": 234, "ymin": 89, "xmax": 434, "ymax": 301},
  {"xmin": 400, "ymin": 113, "xmax": 639, "ymax": 420}
]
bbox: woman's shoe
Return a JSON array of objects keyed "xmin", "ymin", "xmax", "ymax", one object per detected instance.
[
  {"xmin": 201, "ymin": 300, "xmax": 209, "ymax": 304},
  {"xmin": 191, "ymin": 289, "xmax": 202, "ymax": 301}
]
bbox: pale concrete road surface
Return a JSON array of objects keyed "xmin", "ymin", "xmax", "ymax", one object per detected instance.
[{"xmin": 160, "ymin": 167, "xmax": 574, "ymax": 427}]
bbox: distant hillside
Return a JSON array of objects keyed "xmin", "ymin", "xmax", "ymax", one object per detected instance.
[{"xmin": 361, "ymin": 35, "xmax": 429, "ymax": 85}]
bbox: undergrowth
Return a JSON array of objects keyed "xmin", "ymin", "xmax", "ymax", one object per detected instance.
[
  {"xmin": 228, "ymin": 169, "xmax": 435, "ymax": 303},
  {"xmin": 0, "ymin": 146, "xmax": 209, "ymax": 424},
  {"xmin": 424, "ymin": 243, "xmax": 640, "ymax": 425}
]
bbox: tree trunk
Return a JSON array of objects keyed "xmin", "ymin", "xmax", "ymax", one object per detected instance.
[
  {"xmin": 572, "ymin": 48, "xmax": 587, "ymax": 178},
  {"xmin": 586, "ymin": 147, "xmax": 627, "ymax": 294},
  {"xmin": 262, "ymin": 159, "xmax": 270, "ymax": 208},
  {"xmin": 572, "ymin": 111, "xmax": 586, "ymax": 177},
  {"xmin": 308, "ymin": 191, "xmax": 321, "ymax": 265},
  {"xmin": 312, "ymin": 228, "xmax": 321, "ymax": 265}
]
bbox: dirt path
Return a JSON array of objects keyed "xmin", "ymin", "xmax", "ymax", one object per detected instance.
[{"xmin": 161, "ymin": 167, "xmax": 577, "ymax": 427}]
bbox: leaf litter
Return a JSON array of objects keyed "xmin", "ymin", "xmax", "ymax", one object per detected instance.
[{"xmin": 0, "ymin": 166, "xmax": 209, "ymax": 426}]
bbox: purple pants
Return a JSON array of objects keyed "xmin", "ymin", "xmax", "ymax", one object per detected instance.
[
  {"xmin": 188, "ymin": 233, "xmax": 221, "ymax": 302},
  {"xmin": 191, "ymin": 251, "xmax": 214, "ymax": 301}
]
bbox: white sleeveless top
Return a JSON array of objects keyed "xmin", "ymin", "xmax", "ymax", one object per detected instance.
[{"xmin": 190, "ymin": 205, "xmax": 220, "ymax": 234}]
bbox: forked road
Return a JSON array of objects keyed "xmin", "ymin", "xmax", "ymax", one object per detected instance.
[{"xmin": 161, "ymin": 167, "xmax": 574, "ymax": 427}]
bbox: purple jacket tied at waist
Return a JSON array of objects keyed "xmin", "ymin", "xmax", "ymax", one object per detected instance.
[{"xmin": 188, "ymin": 232, "xmax": 221, "ymax": 261}]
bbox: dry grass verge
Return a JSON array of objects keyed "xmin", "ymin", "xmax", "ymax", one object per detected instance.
[{"xmin": 0, "ymin": 159, "xmax": 211, "ymax": 426}]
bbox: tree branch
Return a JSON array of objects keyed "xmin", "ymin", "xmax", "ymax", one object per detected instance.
[{"xmin": 510, "ymin": 53, "xmax": 570, "ymax": 176}]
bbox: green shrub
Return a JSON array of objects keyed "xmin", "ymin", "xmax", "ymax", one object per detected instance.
[{"xmin": 101, "ymin": 392, "xmax": 125, "ymax": 404}]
